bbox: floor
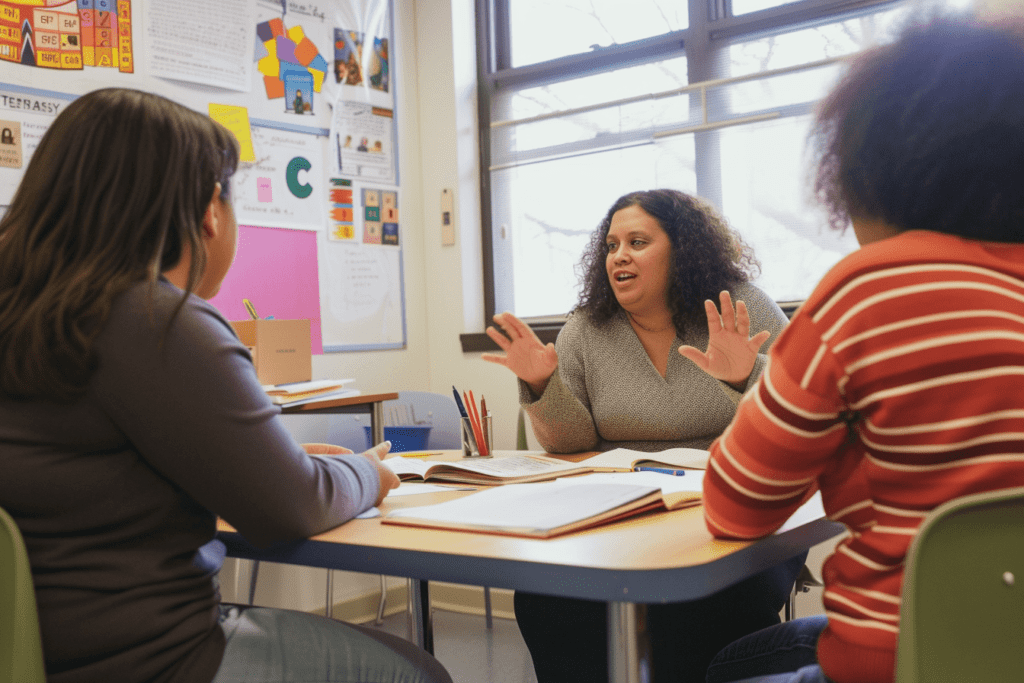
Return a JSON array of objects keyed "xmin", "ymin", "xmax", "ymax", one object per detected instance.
[{"xmin": 371, "ymin": 608, "xmax": 539, "ymax": 683}]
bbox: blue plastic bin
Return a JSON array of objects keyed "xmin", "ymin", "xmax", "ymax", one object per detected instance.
[{"xmin": 364, "ymin": 425, "xmax": 432, "ymax": 452}]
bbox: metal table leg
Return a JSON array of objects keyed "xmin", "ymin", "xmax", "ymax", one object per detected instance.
[
  {"xmin": 371, "ymin": 401, "xmax": 385, "ymax": 445},
  {"xmin": 325, "ymin": 569, "xmax": 334, "ymax": 618},
  {"xmin": 371, "ymin": 399, "xmax": 388, "ymax": 619},
  {"xmin": 407, "ymin": 579, "xmax": 434, "ymax": 655},
  {"xmin": 608, "ymin": 602, "xmax": 651, "ymax": 683}
]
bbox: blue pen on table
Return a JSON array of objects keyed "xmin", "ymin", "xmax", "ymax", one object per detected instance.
[{"xmin": 633, "ymin": 466, "xmax": 688, "ymax": 476}]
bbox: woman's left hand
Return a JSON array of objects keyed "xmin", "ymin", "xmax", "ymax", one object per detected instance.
[
  {"xmin": 678, "ymin": 290, "xmax": 771, "ymax": 388},
  {"xmin": 303, "ymin": 443, "xmax": 354, "ymax": 456}
]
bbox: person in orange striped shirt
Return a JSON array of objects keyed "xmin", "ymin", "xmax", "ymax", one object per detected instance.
[{"xmin": 699, "ymin": 15, "xmax": 1024, "ymax": 683}]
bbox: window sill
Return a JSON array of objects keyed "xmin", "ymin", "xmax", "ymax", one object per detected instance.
[
  {"xmin": 459, "ymin": 325, "xmax": 561, "ymax": 353},
  {"xmin": 460, "ymin": 303, "xmax": 800, "ymax": 353}
]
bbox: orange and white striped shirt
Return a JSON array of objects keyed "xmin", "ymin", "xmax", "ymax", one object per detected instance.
[{"xmin": 703, "ymin": 230, "xmax": 1024, "ymax": 683}]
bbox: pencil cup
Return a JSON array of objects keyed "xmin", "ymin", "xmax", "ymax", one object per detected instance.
[{"xmin": 461, "ymin": 415, "xmax": 493, "ymax": 458}]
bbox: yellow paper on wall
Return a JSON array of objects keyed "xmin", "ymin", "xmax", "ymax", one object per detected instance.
[{"xmin": 208, "ymin": 103, "xmax": 257, "ymax": 163}]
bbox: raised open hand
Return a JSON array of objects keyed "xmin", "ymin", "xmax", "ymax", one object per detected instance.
[
  {"xmin": 481, "ymin": 311, "xmax": 559, "ymax": 396},
  {"xmin": 678, "ymin": 290, "xmax": 771, "ymax": 387}
]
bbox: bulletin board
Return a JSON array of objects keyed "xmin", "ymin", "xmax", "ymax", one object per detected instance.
[{"xmin": 0, "ymin": 0, "xmax": 406, "ymax": 352}]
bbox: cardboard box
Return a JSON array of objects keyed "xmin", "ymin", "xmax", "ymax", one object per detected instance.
[{"xmin": 230, "ymin": 319, "xmax": 312, "ymax": 386}]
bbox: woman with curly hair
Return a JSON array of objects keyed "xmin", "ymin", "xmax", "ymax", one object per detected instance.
[
  {"xmin": 484, "ymin": 188, "xmax": 783, "ymax": 454},
  {"xmin": 483, "ymin": 188, "xmax": 803, "ymax": 682}
]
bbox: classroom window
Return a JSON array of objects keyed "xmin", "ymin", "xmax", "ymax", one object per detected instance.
[
  {"xmin": 474, "ymin": 0, "xmax": 974, "ymax": 338},
  {"xmin": 506, "ymin": 0, "xmax": 688, "ymax": 68}
]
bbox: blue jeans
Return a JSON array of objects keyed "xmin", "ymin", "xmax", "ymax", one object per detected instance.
[
  {"xmin": 705, "ymin": 616, "xmax": 831, "ymax": 683},
  {"xmin": 212, "ymin": 605, "xmax": 452, "ymax": 683}
]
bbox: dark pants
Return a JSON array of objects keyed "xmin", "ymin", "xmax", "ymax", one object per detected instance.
[
  {"xmin": 705, "ymin": 616, "xmax": 830, "ymax": 683},
  {"xmin": 513, "ymin": 554, "xmax": 806, "ymax": 683}
]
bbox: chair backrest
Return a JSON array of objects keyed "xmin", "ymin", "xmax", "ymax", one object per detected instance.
[
  {"xmin": 0, "ymin": 506, "xmax": 47, "ymax": 683},
  {"xmin": 326, "ymin": 391, "xmax": 463, "ymax": 451},
  {"xmin": 894, "ymin": 486, "xmax": 1024, "ymax": 683},
  {"xmin": 517, "ymin": 408, "xmax": 529, "ymax": 450}
]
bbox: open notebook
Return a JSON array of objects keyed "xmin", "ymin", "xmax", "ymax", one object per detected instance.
[
  {"xmin": 383, "ymin": 470, "xmax": 704, "ymax": 538},
  {"xmin": 579, "ymin": 447, "xmax": 710, "ymax": 472},
  {"xmin": 383, "ymin": 451, "xmax": 593, "ymax": 485}
]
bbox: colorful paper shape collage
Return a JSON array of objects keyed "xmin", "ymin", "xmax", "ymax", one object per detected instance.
[{"xmin": 255, "ymin": 17, "xmax": 328, "ymax": 114}]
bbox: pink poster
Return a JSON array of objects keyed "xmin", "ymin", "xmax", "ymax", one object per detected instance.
[{"xmin": 209, "ymin": 225, "xmax": 323, "ymax": 354}]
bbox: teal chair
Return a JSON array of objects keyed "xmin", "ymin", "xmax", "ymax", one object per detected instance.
[
  {"xmin": 895, "ymin": 486, "xmax": 1024, "ymax": 683},
  {"xmin": 0, "ymin": 506, "xmax": 46, "ymax": 683}
]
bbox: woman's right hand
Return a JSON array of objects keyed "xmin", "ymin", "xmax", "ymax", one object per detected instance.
[
  {"xmin": 482, "ymin": 311, "xmax": 558, "ymax": 396},
  {"xmin": 361, "ymin": 441, "xmax": 400, "ymax": 507}
]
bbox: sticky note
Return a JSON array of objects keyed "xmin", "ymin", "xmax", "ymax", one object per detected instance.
[
  {"xmin": 257, "ymin": 177, "xmax": 272, "ymax": 202},
  {"xmin": 207, "ymin": 103, "xmax": 256, "ymax": 163}
]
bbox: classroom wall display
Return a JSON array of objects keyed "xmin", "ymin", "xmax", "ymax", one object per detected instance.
[
  {"xmin": 0, "ymin": 0, "xmax": 405, "ymax": 353},
  {"xmin": 319, "ymin": 177, "xmax": 405, "ymax": 351}
]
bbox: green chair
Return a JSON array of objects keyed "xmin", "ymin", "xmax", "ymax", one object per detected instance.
[
  {"xmin": 0, "ymin": 505, "xmax": 46, "ymax": 683},
  {"xmin": 895, "ymin": 486, "xmax": 1024, "ymax": 683},
  {"xmin": 516, "ymin": 407, "xmax": 529, "ymax": 451}
]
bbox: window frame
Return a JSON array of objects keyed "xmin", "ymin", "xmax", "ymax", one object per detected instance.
[{"xmin": 462, "ymin": 0, "xmax": 904, "ymax": 352}]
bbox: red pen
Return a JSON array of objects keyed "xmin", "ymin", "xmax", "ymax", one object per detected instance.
[
  {"xmin": 466, "ymin": 390, "xmax": 487, "ymax": 456},
  {"xmin": 480, "ymin": 396, "xmax": 490, "ymax": 454}
]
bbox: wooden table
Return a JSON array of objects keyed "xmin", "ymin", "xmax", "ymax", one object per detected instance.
[
  {"xmin": 280, "ymin": 391, "xmax": 398, "ymax": 445},
  {"xmin": 218, "ymin": 451, "xmax": 843, "ymax": 683}
]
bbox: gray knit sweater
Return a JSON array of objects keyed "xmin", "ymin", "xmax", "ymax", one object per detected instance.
[{"xmin": 520, "ymin": 282, "xmax": 788, "ymax": 453}]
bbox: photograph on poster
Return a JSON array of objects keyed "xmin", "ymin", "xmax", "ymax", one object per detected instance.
[
  {"xmin": 332, "ymin": 101, "xmax": 394, "ymax": 182},
  {"xmin": 369, "ymin": 37, "xmax": 388, "ymax": 92},
  {"xmin": 333, "ymin": 28, "xmax": 364, "ymax": 85}
]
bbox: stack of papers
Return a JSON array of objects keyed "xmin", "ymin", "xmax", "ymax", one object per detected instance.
[
  {"xmin": 382, "ymin": 470, "xmax": 704, "ymax": 538},
  {"xmin": 264, "ymin": 379, "xmax": 359, "ymax": 406}
]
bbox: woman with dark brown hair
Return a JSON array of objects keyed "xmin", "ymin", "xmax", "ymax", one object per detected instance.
[
  {"xmin": 0, "ymin": 88, "xmax": 449, "ymax": 683},
  {"xmin": 483, "ymin": 188, "xmax": 803, "ymax": 682}
]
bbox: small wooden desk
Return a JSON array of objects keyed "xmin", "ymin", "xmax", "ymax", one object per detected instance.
[
  {"xmin": 218, "ymin": 451, "xmax": 843, "ymax": 683},
  {"xmin": 280, "ymin": 391, "xmax": 398, "ymax": 445}
]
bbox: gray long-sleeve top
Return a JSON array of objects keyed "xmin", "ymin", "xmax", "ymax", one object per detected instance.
[
  {"xmin": 0, "ymin": 279, "xmax": 379, "ymax": 683},
  {"xmin": 520, "ymin": 282, "xmax": 788, "ymax": 453}
]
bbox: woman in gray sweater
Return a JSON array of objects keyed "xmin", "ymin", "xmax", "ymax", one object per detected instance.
[
  {"xmin": 483, "ymin": 189, "xmax": 803, "ymax": 683},
  {"xmin": 0, "ymin": 88, "xmax": 449, "ymax": 683}
]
